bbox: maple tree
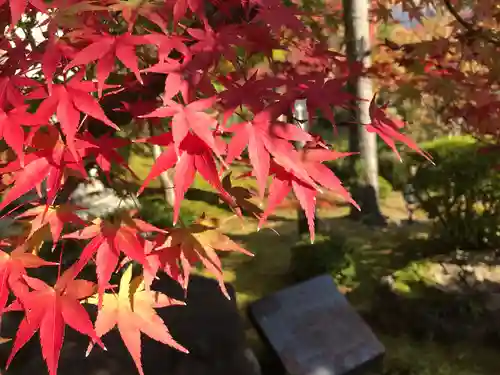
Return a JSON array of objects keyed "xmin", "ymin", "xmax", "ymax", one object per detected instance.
[
  {"xmin": 370, "ymin": 1, "xmax": 500, "ymax": 143},
  {"xmin": 0, "ymin": 0, "xmax": 429, "ymax": 374}
]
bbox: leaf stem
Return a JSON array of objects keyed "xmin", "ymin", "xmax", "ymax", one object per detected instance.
[{"xmin": 57, "ymin": 241, "xmax": 65, "ymax": 280}]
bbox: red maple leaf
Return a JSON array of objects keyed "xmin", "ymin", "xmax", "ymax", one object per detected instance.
[
  {"xmin": 217, "ymin": 72, "xmax": 282, "ymax": 124},
  {"xmin": 298, "ymin": 145, "xmax": 358, "ymax": 209},
  {"xmin": 64, "ymin": 33, "xmax": 154, "ymax": 97},
  {"xmin": 251, "ymin": 0, "xmax": 307, "ymax": 34},
  {"xmin": 225, "ymin": 109, "xmax": 316, "ymax": 200},
  {"xmin": 141, "ymin": 98, "xmax": 223, "ymax": 157},
  {"xmin": 76, "ymin": 132, "xmax": 133, "ymax": 177},
  {"xmin": 0, "ymin": 75, "xmax": 44, "ymax": 109},
  {"xmin": 0, "ymin": 128, "xmax": 87, "ymax": 211},
  {"xmin": 368, "ymin": 96, "xmax": 431, "ymax": 161},
  {"xmin": 0, "ymin": 154, "xmax": 52, "ymax": 211},
  {"xmin": 16, "ymin": 204, "xmax": 86, "ymax": 244},
  {"xmin": 41, "ymin": 37, "xmax": 78, "ymax": 94},
  {"xmin": 168, "ymin": 0, "xmax": 205, "ymax": 25},
  {"xmin": 258, "ymin": 147, "xmax": 358, "ymax": 242},
  {"xmin": 0, "ymin": 246, "xmax": 57, "ymax": 313},
  {"xmin": 286, "ymin": 74, "xmax": 354, "ymax": 129},
  {"xmin": 258, "ymin": 164, "xmax": 312, "ymax": 238},
  {"xmin": 0, "ymin": 105, "xmax": 45, "ymax": 166},
  {"xmin": 237, "ymin": 22, "xmax": 281, "ymax": 57},
  {"xmin": 0, "ymin": 0, "xmax": 445, "ymax": 373},
  {"xmin": 143, "ymin": 33, "xmax": 189, "ymax": 63},
  {"xmin": 136, "ymin": 132, "xmax": 235, "ymax": 224},
  {"xmin": 64, "ymin": 212, "xmax": 163, "ymax": 305},
  {"xmin": 6, "ymin": 268, "xmax": 105, "ymax": 375},
  {"xmin": 186, "ymin": 26, "xmax": 241, "ymax": 69},
  {"xmin": 0, "ymin": 34, "xmax": 31, "ymax": 77},
  {"xmin": 0, "ymin": 0, "xmax": 47, "ymax": 25},
  {"xmin": 142, "ymin": 57, "xmax": 191, "ymax": 104},
  {"xmin": 141, "ymin": 34, "xmax": 222, "ymax": 101},
  {"xmin": 35, "ymin": 71, "xmax": 119, "ymax": 160},
  {"xmin": 141, "ymin": 234, "xmax": 182, "ymax": 290}
]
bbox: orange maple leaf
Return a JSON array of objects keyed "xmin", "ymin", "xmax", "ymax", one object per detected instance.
[
  {"xmin": 147, "ymin": 215, "xmax": 253, "ymax": 297},
  {"xmin": 85, "ymin": 264, "xmax": 187, "ymax": 375},
  {"xmin": 17, "ymin": 204, "xmax": 86, "ymax": 244}
]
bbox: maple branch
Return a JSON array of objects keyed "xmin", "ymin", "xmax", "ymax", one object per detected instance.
[
  {"xmin": 53, "ymin": 122, "xmax": 67, "ymax": 144},
  {"xmin": 443, "ymin": 0, "xmax": 472, "ymax": 30},
  {"xmin": 443, "ymin": 0, "xmax": 500, "ymax": 47}
]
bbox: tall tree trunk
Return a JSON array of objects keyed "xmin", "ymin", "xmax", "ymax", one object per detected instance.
[
  {"xmin": 343, "ymin": 0, "xmax": 386, "ymax": 226},
  {"xmin": 293, "ymin": 99, "xmax": 319, "ymax": 236},
  {"xmin": 149, "ymin": 124, "xmax": 176, "ymax": 207}
]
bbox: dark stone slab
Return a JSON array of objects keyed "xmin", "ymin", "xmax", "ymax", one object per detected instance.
[
  {"xmin": 249, "ymin": 275, "xmax": 384, "ymax": 375},
  {"xmin": 0, "ymin": 275, "xmax": 260, "ymax": 375}
]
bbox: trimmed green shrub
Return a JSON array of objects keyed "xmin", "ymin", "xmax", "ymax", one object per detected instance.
[
  {"xmin": 407, "ymin": 135, "xmax": 500, "ymax": 249},
  {"xmin": 290, "ymin": 234, "xmax": 356, "ymax": 283}
]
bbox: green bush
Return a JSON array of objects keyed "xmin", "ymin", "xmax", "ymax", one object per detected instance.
[
  {"xmin": 407, "ymin": 135, "xmax": 500, "ymax": 250},
  {"xmin": 290, "ymin": 234, "xmax": 355, "ymax": 283},
  {"xmin": 379, "ymin": 150, "xmax": 410, "ymax": 191},
  {"xmin": 138, "ymin": 196, "xmax": 195, "ymax": 228}
]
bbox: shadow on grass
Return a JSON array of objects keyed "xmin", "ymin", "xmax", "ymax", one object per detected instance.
[
  {"xmin": 137, "ymin": 187, "xmax": 293, "ymax": 222},
  {"xmin": 226, "ymin": 216, "xmax": 438, "ymax": 310},
  {"xmin": 375, "ymin": 332, "xmax": 500, "ymax": 375},
  {"xmin": 362, "ymin": 278, "xmax": 500, "ymax": 375},
  {"xmin": 366, "ymin": 279, "xmax": 500, "ymax": 345}
]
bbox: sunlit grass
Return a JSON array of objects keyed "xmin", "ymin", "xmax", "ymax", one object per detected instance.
[{"xmin": 128, "ymin": 151, "xmax": 500, "ymax": 375}]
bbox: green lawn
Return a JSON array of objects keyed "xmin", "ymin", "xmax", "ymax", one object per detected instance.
[{"xmin": 130, "ymin": 151, "xmax": 500, "ymax": 375}]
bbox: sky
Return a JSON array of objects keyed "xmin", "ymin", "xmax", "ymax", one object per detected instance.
[{"xmin": 391, "ymin": 3, "xmax": 437, "ymax": 29}]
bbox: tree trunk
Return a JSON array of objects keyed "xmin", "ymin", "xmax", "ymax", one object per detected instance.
[
  {"xmin": 149, "ymin": 124, "xmax": 175, "ymax": 207},
  {"xmin": 343, "ymin": 0, "xmax": 386, "ymax": 226},
  {"xmin": 292, "ymin": 99, "xmax": 319, "ymax": 236}
]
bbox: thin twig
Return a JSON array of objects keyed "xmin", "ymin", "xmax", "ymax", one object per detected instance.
[{"xmin": 443, "ymin": 0, "xmax": 500, "ymax": 47}]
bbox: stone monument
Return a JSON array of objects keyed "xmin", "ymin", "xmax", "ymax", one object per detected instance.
[{"xmin": 249, "ymin": 275, "xmax": 384, "ymax": 375}]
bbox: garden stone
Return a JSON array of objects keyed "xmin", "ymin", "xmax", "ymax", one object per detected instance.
[
  {"xmin": 425, "ymin": 262, "xmax": 500, "ymax": 294},
  {"xmin": 0, "ymin": 275, "xmax": 260, "ymax": 375},
  {"xmin": 373, "ymin": 262, "xmax": 500, "ymax": 345},
  {"xmin": 249, "ymin": 275, "xmax": 384, "ymax": 375},
  {"xmin": 69, "ymin": 172, "xmax": 139, "ymax": 220}
]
